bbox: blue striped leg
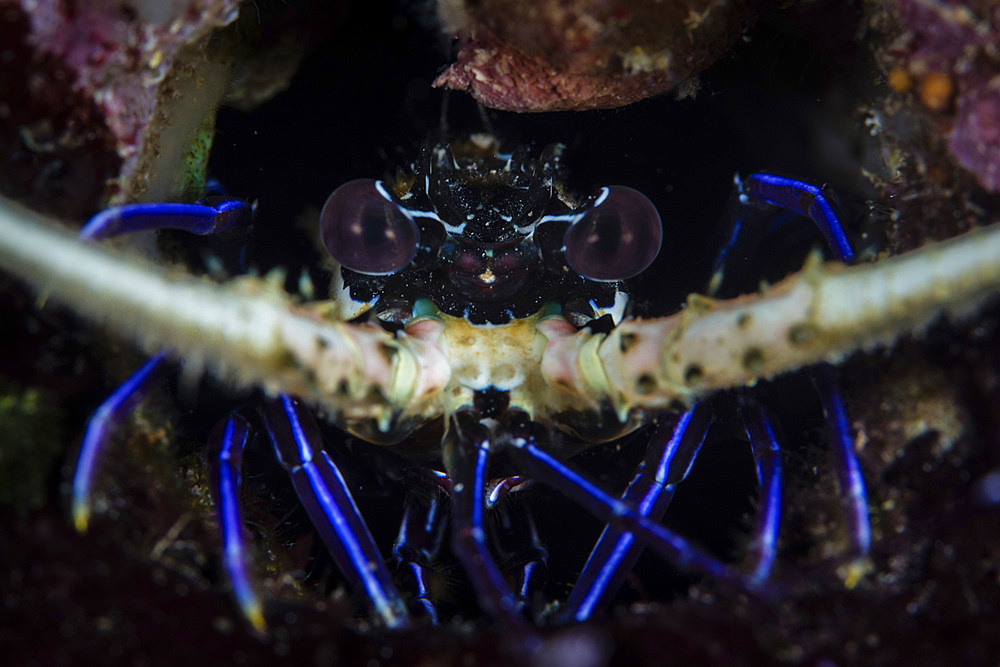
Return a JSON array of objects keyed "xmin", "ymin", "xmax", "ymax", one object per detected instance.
[
  {"xmin": 74, "ymin": 187, "xmax": 250, "ymax": 523},
  {"xmin": 709, "ymin": 173, "xmax": 855, "ymax": 297},
  {"xmin": 259, "ymin": 396, "xmax": 409, "ymax": 629},
  {"xmin": 562, "ymin": 404, "xmax": 712, "ymax": 622},
  {"xmin": 745, "ymin": 176, "xmax": 871, "ymax": 562},
  {"xmin": 208, "ymin": 413, "xmax": 267, "ymax": 633},
  {"xmin": 74, "ymin": 185, "xmax": 264, "ymax": 627},
  {"xmin": 713, "ymin": 174, "xmax": 871, "ymax": 566},
  {"xmin": 502, "ymin": 414, "xmax": 751, "ymax": 591},
  {"xmin": 442, "ymin": 411, "xmax": 534, "ymax": 638},
  {"xmin": 74, "ymin": 189, "xmax": 252, "ymax": 531},
  {"xmin": 488, "ymin": 483, "xmax": 548, "ymax": 612},
  {"xmin": 811, "ymin": 365, "xmax": 872, "ymax": 567},
  {"xmin": 740, "ymin": 401, "xmax": 784, "ymax": 583},
  {"xmin": 393, "ymin": 485, "xmax": 451, "ymax": 623},
  {"xmin": 80, "ymin": 197, "xmax": 253, "ymax": 240},
  {"xmin": 741, "ymin": 173, "xmax": 855, "ymax": 262},
  {"xmin": 71, "ymin": 352, "xmax": 174, "ymax": 532}
]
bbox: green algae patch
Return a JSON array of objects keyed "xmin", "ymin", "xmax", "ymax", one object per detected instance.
[{"xmin": 0, "ymin": 381, "xmax": 63, "ymax": 511}]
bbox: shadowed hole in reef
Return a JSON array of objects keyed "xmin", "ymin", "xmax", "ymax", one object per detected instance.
[{"xmin": 37, "ymin": 0, "xmax": 894, "ymax": 638}]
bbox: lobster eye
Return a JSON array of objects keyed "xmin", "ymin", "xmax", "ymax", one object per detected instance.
[
  {"xmin": 320, "ymin": 179, "xmax": 419, "ymax": 275},
  {"xmin": 563, "ymin": 186, "xmax": 662, "ymax": 281}
]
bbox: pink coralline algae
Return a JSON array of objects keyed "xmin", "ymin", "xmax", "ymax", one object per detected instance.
[
  {"xmin": 883, "ymin": 0, "xmax": 1000, "ymax": 192},
  {"xmin": 950, "ymin": 74, "xmax": 1000, "ymax": 192},
  {"xmin": 2, "ymin": 0, "xmax": 241, "ymax": 213},
  {"xmin": 434, "ymin": 0, "xmax": 767, "ymax": 112}
]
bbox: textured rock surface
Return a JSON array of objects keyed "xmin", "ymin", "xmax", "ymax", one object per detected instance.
[
  {"xmin": 434, "ymin": 0, "xmax": 769, "ymax": 111},
  {"xmin": 0, "ymin": 0, "xmax": 242, "ymax": 214},
  {"xmin": 865, "ymin": 0, "xmax": 1000, "ymax": 254}
]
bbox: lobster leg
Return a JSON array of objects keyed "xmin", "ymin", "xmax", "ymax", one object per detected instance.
[
  {"xmin": 740, "ymin": 173, "xmax": 855, "ymax": 262},
  {"xmin": 709, "ymin": 172, "xmax": 855, "ymax": 296},
  {"xmin": 562, "ymin": 404, "xmax": 712, "ymax": 622},
  {"xmin": 207, "ymin": 413, "xmax": 267, "ymax": 634},
  {"xmin": 393, "ymin": 485, "xmax": 451, "ymax": 623},
  {"xmin": 73, "ymin": 187, "xmax": 253, "ymax": 527},
  {"xmin": 71, "ymin": 352, "xmax": 174, "ymax": 532},
  {"xmin": 259, "ymin": 396, "xmax": 409, "ymax": 629},
  {"xmin": 490, "ymin": 488, "xmax": 548, "ymax": 612},
  {"xmin": 74, "ymin": 192, "xmax": 273, "ymax": 629},
  {"xmin": 740, "ymin": 400, "xmax": 784, "ymax": 582},
  {"xmin": 79, "ymin": 197, "xmax": 253, "ymax": 240},
  {"xmin": 503, "ymin": 414, "xmax": 750, "ymax": 590},
  {"xmin": 811, "ymin": 365, "xmax": 872, "ymax": 564},
  {"xmin": 711, "ymin": 173, "xmax": 872, "ymax": 564},
  {"xmin": 442, "ymin": 411, "xmax": 533, "ymax": 636},
  {"xmin": 557, "ymin": 399, "xmax": 781, "ymax": 612}
]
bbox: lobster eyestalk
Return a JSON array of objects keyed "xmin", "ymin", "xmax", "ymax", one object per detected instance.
[{"xmin": 544, "ymin": 225, "xmax": 1000, "ymax": 412}]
